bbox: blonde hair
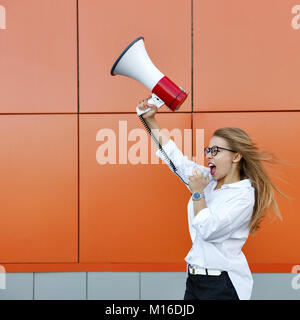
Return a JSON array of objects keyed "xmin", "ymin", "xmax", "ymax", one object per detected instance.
[{"xmin": 212, "ymin": 127, "xmax": 294, "ymax": 234}]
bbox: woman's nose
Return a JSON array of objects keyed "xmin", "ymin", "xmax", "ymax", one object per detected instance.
[
  {"xmin": 206, "ymin": 154, "xmax": 212, "ymax": 162},
  {"xmin": 206, "ymin": 151, "xmax": 212, "ymax": 158}
]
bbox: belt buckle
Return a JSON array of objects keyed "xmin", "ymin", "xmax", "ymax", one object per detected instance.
[{"xmin": 189, "ymin": 265, "xmax": 195, "ymax": 275}]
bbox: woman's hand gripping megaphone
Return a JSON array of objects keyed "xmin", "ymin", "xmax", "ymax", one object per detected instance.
[
  {"xmin": 136, "ymin": 94, "xmax": 165, "ymax": 117},
  {"xmin": 137, "ymin": 95, "xmax": 162, "ymax": 119}
]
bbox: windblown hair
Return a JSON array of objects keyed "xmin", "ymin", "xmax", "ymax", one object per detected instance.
[{"xmin": 212, "ymin": 127, "xmax": 294, "ymax": 234}]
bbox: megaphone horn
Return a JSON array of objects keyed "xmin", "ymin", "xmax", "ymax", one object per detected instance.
[{"xmin": 111, "ymin": 37, "xmax": 188, "ymax": 114}]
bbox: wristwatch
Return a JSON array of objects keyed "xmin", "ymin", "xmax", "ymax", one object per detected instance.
[{"xmin": 192, "ymin": 192, "xmax": 205, "ymax": 201}]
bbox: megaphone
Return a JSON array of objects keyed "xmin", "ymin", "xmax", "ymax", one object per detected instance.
[{"xmin": 111, "ymin": 36, "xmax": 188, "ymax": 115}]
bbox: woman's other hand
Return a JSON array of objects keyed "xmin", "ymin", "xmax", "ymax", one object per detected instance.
[{"xmin": 188, "ymin": 167, "xmax": 210, "ymax": 193}]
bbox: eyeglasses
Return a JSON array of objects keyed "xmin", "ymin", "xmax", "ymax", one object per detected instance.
[{"xmin": 204, "ymin": 145, "xmax": 237, "ymax": 157}]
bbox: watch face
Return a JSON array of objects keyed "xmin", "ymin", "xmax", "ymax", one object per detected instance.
[{"xmin": 193, "ymin": 192, "xmax": 201, "ymax": 200}]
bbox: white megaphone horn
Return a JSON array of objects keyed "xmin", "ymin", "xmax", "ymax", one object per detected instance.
[{"xmin": 111, "ymin": 36, "xmax": 188, "ymax": 115}]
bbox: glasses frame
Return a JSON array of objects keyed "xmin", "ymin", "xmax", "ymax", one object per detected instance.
[{"xmin": 204, "ymin": 145, "xmax": 237, "ymax": 157}]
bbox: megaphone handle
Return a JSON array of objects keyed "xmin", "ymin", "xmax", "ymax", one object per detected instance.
[
  {"xmin": 136, "ymin": 94, "xmax": 165, "ymax": 116},
  {"xmin": 148, "ymin": 94, "xmax": 165, "ymax": 108}
]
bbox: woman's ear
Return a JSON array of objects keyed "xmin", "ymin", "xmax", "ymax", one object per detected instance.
[{"xmin": 233, "ymin": 152, "xmax": 243, "ymax": 163}]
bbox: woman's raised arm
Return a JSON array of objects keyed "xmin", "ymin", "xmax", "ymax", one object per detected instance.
[{"xmin": 137, "ymin": 96, "xmax": 211, "ymax": 191}]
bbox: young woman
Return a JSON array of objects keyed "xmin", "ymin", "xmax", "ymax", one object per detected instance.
[{"xmin": 137, "ymin": 96, "xmax": 290, "ymax": 300}]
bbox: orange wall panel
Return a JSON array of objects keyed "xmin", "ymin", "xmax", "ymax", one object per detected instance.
[
  {"xmin": 194, "ymin": 0, "xmax": 300, "ymax": 111},
  {"xmin": 80, "ymin": 113, "xmax": 193, "ymax": 263},
  {"xmin": 0, "ymin": 115, "xmax": 78, "ymax": 262},
  {"xmin": 79, "ymin": 0, "xmax": 191, "ymax": 113},
  {"xmin": 193, "ymin": 112, "xmax": 299, "ymax": 263},
  {"xmin": 0, "ymin": 0, "xmax": 299, "ymax": 273},
  {"xmin": 0, "ymin": 0, "xmax": 77, "ymax": 113}
]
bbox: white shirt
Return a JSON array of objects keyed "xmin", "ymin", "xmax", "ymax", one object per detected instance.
[{"xmin": 156, "ymin": 139, "xmax": 255, "ymax": 300}]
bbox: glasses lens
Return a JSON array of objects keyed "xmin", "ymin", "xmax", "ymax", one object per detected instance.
[
  {"xmin": 211, "ymin": 146, "xmax": 218, "ymax": 156},
  {"xmin": 204, "ymin": 147, "xmax": 209, "ymax": 156}
]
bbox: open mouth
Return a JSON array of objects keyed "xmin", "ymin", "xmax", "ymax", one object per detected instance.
[{"xmin": 209, "ymin": 164, "xmax": 216, "ymax": 175}]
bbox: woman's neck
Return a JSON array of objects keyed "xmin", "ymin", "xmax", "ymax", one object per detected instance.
[{"xmin": 215, "ymin": 170, "xmax": 241, "ymax": 190}]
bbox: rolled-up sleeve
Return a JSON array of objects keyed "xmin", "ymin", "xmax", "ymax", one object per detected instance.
[
  {"xmin": 156, "ymin": 139, "xmax": 211, "ymax": 191},
  {"xmin": 192, "ymin": 194, "xmax": 254, "ymax": 243}
]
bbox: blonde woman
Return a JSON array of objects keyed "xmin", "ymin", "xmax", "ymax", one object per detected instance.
[{"xmin": 137, "ymin": 97, "xmax": 290, "ymax": 300}]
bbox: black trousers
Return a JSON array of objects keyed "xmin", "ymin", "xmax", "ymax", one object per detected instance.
[{"xmin": 183, "ymin": 268, "xmax": 239, "ymax": 300}]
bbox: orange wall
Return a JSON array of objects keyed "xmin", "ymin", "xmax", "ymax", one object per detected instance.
[{"xmin": 0, "ymin": 0, "xmax": 299, "ymax": 273}]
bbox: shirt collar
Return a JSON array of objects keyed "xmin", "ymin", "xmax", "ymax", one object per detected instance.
[{"xmin": 212, "ymin": 178, "xmax": 252, "ymax": 189}]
